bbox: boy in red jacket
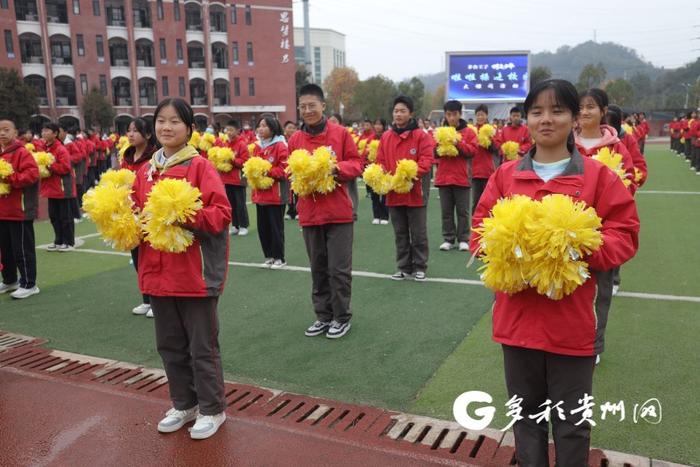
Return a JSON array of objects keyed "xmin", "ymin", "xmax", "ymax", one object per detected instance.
[
  {"xmin": 0, "ymin": 118, "xmax": 40, "ymax": 299},
  {"xmin": 471, "ymin": 104, "xmax": 498, "ymax": 213},
  {"xmin": 287, "ymin": 84, "xmax": 363, "ymax": 339},
  {"xmin": 435, "ymin": 100, "xmax": 477, "ymax": 252},
  {"xmin": 496, "ymin": 106, "xmax": 532, "ymax": 161},
  {"xmin": 40, "ymin": 123, "xmax": 76, "ymax": 252}
]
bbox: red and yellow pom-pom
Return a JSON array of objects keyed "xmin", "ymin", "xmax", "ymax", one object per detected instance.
[{"xmin": 242, "ymin": 156, "xmax": 274, "ymax": 190}]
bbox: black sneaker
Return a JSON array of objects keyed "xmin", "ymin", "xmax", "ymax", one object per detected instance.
[
  {"xmin": 305, "ymin": 320, "xmax": 331, "ymax": 337},
  {"xmin": 326, "ymin": 320, "xmax": 351, "ymax": 339}
]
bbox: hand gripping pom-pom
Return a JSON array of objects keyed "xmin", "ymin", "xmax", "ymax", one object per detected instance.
[
  {"xmin": 362, "ymin": 163, "xmax": 393, "ymax": 196},
  {"xmin": 33, "ymin": 151, "xmax": 55, "ymax": 178},
  {"xmin": 391, "ymin": 159, "xmax": 418, "ymax": 194},
  {"xmin": 286, "ymin": 147, "xmax": 337, "ymax": 197},
  {"xmin": 478, "ymin": 124, "xmax": 496, "ymax": 148},
  {"xmin": 82, "ymin": 182, "xmax": 142, "ymax": 251},
  {"xmin": 242, "ymin": 156, "xmax": 274, "ymax": 190},
  {"xmin": 434, "ymin": 126, "xmax": 462, "ymax": 157}
]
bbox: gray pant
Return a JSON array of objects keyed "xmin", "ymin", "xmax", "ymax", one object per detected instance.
[
  {"xmin": 151, "ymin": 296, "xmax": 225, "ymax": 416},
  {"xmin": 302, "ymin": 222, "xmax": 354, "ymax": 323},
  {"xmin": 388, "ymin": 206, "xmax": 429, "ymax": 274},
  {"xmin": 439, "ymin": 186, "xmax": 470, "ymax": 244},
  {"xmin": 348, "ymin": 179, "xmax": 359, "ymax": 221},
  {"xmin": 471, "ymin": 178, "xmax": 489, "ymax": 215}
]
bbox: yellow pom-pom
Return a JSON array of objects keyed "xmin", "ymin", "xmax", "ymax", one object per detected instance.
[
  {"xmin": 33, "ymin": 151, "xmax": 55, "ymax": 178},
  {"xmin": 99, "ymin": 168, "xmax": 136, "ymax": 189},
  {"xmin": 247, "ymin": 142, "xmax": 258, "ymax": 156},
  {"xmin": 109, "ymin": 133, "xmax": 117, "ymax": 142},
  {"xmin": 0, "ymin": 158, "xmax": 14, "ymax": 179},
  {"xmin": 118, "ymin": 142, "xmax": 131, "ymax": 162},
  {"xmin": 142, "ymin": 178, "xmax": 203, "ymax": 253},
  {"xmin": 242, "ymin": 156, "xmax": 274, "ymax": 190},
  {"xmin": 467, "ymin": 124, "xmax": 477, "ymax": 132},
  {"xmin": 501, "ymin": 141, "xmax": 520, "ymax": 161},
  {"xmin": 218, "ymin": 133, "xmax": 229, "ymax": 143},
  {"xmin": 189, "ymin": 131, "xmax": 201, "ymax": 148},
  {"xmin": 286, "ymin": 147, "xmax": 337, "ymax": 196},
  {"xmin": 358, "ymin": 139, "xmax": 368, "ymax": 154},
  {"xmin": 634, "ymin": 167, "xmax": 643, "ymax": 184},
  {"xmin": 116, "ymin": 136, "xmax": 129, "ymax": 150},
  {"xmin": 287, "ymin": 149, "xmax": 314, "ymax": 196},
  {"xmin": 311, "ymin": 146, "xmax": 338, "ymax": 194},
  {"xmin": 25, "ymin": 143, "xmax": 35, "ymax": 152},
  {"xmin": 434, "ymin": 126, "xmax": 462, "ymax": 157},
  {"xmin": 478, "ymin": 124, "xmax": 495, "ymax": 148},
  {"xmin": 367, "ymin": 140, "xmax": 380, "ymax": 162},
  {"xmin": 207, "ymin": 146, "xmax": 235, "ymax": 173},
  {"xmin": 0, "ymin": 182, "xmax": 10, "ymax": 196},
  {"xmin": 362, "ymin": 163, "xmax": 393, "ymax": 195},
  {"xmin": 391, "ymin": 159, "xmax": 418, "ymax": 194},
  {"xmin": 592, "ymin": 147, "xmax": 631, "ymax": 187},
  {"xmin": 82, "ymin": 183, "xmax": 142, "ymax": 251},
  {"xmin": 197, "ymin": 132, "xmax": 216, "ymax": 152}
]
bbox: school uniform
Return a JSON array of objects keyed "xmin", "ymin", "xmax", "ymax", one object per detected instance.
[
  {"xmin": 669, "ymin": 121, "xmax": 682, "ymax": 153},
  {"xmin": 689, "ymin": 119, "xmax": 700, "ymax": 170},
  {"xmin": 471, "ymin": 123, "xmax": 498, "ymax": 213},
  {"xmin": 0, "ymin": 141, "xmax": 39, "ymax": 288},
  {"xmin": 220, "ymin": 136, "xmax": 250, "ymax": 230},
  {"xmin": 575, "ymin": 125, "xmax": 637, "ymax": 195},
  {"xmin": 496, "ymin": 123, "xmax": 533, "ymax": 161},
  {"xmin": 40, "ymin": 140, "xmax": 76, "ymax": 247},
  {"xmin": 377, "ymin": 119, "xmax": 435, "ymax": 274},
  {"xmin": 365, "ymin": 134, "xmax": 389, "ymax": 222},
  {"xmin": 470, "ymin": 149, "xmax": 639, "ymax": 465}
]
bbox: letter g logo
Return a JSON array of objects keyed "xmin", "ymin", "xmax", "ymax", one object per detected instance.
[{"xmin": 453, "ymin": 391, "xmax": 496, "ymax": 431}]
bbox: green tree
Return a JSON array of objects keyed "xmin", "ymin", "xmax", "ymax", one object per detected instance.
[
  {"xmin": 81, "ymin": 87, "xmax": 116, "ymax": 131},
  {"xmin": 323, "ymin": 67, "xmax": 359, "ymax": 117},
  {"xmin": 530, "ymin": 66, "xmax": 552, "ymax": 89},
  {"xmin": 576, "ymin": 63, "xmax": 607, "ymax": 91},
  {"xmin": 605, "ymin": 78, "xmax": 634, "ymax": 106},
  {"xmin": 397, "ymin": 77, "xmax": 425, "ymax": 117},
  {"xmin": 0, "ymin": 67, "xmax": 38, "ymax": 130},
  {"xmin": 350, "ymin": 75, "xmax": 397, "ymax": 121}
]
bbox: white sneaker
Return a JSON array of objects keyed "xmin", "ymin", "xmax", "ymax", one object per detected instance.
[
  {"xmin": 146, "ymin": 308, "xmax": 154, "ymax": 318},
  {"xmin": 595, "ymin": 355, "xmax": 601, "ymax": 365},
  {"xmin": 612, "ymin": 285, "xmax": 619, "ymax": 296},
  {"xmin": 0, "ymin": 281, "xmax": 20, "ymax": 294},
  {"xmin": 458, "ymin": 242, "xmax": 470, "ymax": 251},
  {"xmin": 380, "ymin": 219, "xmax": 389, "ymax": 225},
  {"xmin": 372, "ymin": 218, "xmax": 380, "ymax": 225},
  {"xmin": 262, "ymin": 258, "xmax": 274, "ymax": 268},
  {"xmin": 158, "ymin": 406, "xmax": 199, "ymax": 433},
  {"xmin": 439, "ymin": 242, "xmax": 452, "ymax": 251},
  {"xmin": 238, "ymin": 227, "xmax": 248, "ymax": 236},
  {"xmin": 414, "ymin": 271, "xmax": 427, "ymax": 281},
  {"xmin": 284, "ymin": 214, "xmax": 292, "ymax": 220},
  {"xmin": 270, "ymin": 259, "xmax": 286, "ymax": 269},
  {"xmin": 229, "ymin": 226, "xmax": 239, "ymax": 235},
  {"xmin": 132, "ymin": 303, "xmax": 151, "ymax": 315},
  {"xmin": 46, "ymin": 243, "xmax": 59, "ymax": 251},
  {"xmin": 58, "ymin": 244, "xmax": 75, "ymax": 252},
  {"xmin": 189, "ymin": 412, "xmax": 226, "ymax": 440},
  {"xmin": 10, "ymin": 286, "xmax": 40, "ymax": 299},
  {"xmin": 74, "ymin": 218, "xmax": 83, "ymax": 224}
]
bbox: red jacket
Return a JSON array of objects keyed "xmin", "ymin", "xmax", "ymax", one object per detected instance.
[
  {"xmin": 0, "ymin": 141, "xmax": 40, "ymax": 221},
  {"xmin": 86, "ymin": 138, "xmax": 97, "ymax": 167},
  {"xmin": 575, "ymin": 125, "xmax": 636, "ymax": 194},
  {"xmin": 691, "ymin": 120, "xmax": 700, "ymax": 147},
  {"xmin": 496, "ymin": 124, "xmax": 532, "ymax": 158},
  {"xmin": 377, "ymin": 123, "xmax": 434, "ymax": 207},
  {"xmin": 64, "ymin": 139, "xmax": 83, "ymax": 165},
  {"xmin": 132, "ymin": 154, "xmax": 231, "ymax": 297},
  {"xmin": 470, "ymin": 151, "xmax": 639, "ymax": 356},
  {"xmin": 40, "ymin": 140, "xmax": 76, "ymax": 199},
  {"xmin": 670, "ymin": 121, "xmax": 682, "ymax": 138},
  {"xmin": 251, "ymin": 140, "xmax": 288, "ymax": 206},
  {"xmin": 120, "ymin": 145, "xmax": 156, "ymax": 173},
  {"xmin": 472, "ymin": 123, "xmax": 497, "ymax": 179},
  {"xmin": 358, "ymin": 130, "xmax": 375, "ymax": 159},
  {"xmin": 620, "ymin": 132, "xmax": 648, "ymax": 187},
  {"xmin": 287, "ymin": 120, "xmax": 363, "ymax": 226},
  {"xmin": 434, "ymin": 122, "xmax": 477, "ymax": 188},
  {"xmin": 219, "ymin": 136, "xmax": 249, "ymax": 186}
]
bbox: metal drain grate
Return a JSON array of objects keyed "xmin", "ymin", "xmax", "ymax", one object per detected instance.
[{"xmin": 0, "ymin": 332, "xmax": 42, "ymax": 352}]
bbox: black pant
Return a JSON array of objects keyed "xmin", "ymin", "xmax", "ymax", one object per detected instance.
[
  {"xmin": 388, "ymin": 206, "xmax": 428, "ymax": 274},
  {"xmin": 225, "ymin": 184, "xmax": 249, "ymax": 229},
  {"xmin": 471, "ymin": 178, "xmax": 489, "ymax": 215},
  {"xmin": 286, "ymin": 193, "xmax": 298, "ymax": 218},
  {"xmin": 151, "ymin": 296, "xmax": 225, "ymax": 416},
  {"xmin": 368, "ymin": 187, "xmax": 389, "ymax": 221},
  {"xmin": 502, "ymin": 345, "xmax": 595, "ymax": 467},
  {"xmin": 48, "ymin": 198, "xmax": 75, "ymax": 246},
  {"xmin": 86, "ymin": 166, "xmax": 97, "ymax": 189},
  {"xmin": 130, "ymin": 247, "xmax": 150, "ymax": 304},
  {"xmin": 256, "ymin": 204, "xmax": 285, "ymax": 261},
  {"xmin": 0, "ymin": 220, "xmax": 36, "ymax": 288}
]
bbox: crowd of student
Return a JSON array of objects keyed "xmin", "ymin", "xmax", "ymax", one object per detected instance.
[
  {"xmin": 0, "ymin": 78, "xmax": 662, "ymax": 462},
  {"xmin": 669, "ymin": 110, "xmax": 700, "ymax": 172}
]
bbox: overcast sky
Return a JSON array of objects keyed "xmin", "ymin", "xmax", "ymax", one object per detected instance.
[{"xmin": 292, "ymin": 0, "xmax": 700, "ymax": 81}]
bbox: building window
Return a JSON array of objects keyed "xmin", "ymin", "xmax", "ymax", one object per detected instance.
[
  {"xmin": 4, "ymin": 30, "xmax": 14, "ymax": 58},
  {"xmin": 244, "ymin": 5, "xmax": 251, "ymax": 25},
  {"xmin": 248, "ymin": 77, "xmax": 255, "ymax": 96},
  {"xmin": 232, "ymin": 41, "xmax": 239, "ymax": 64},
  {"xmin": 246, "ymin": 41, "xmax": 253, "ymax": 64},
  {"xmin": 176, "ymin": 39, "xmax": 183, "ymax": 63},
  {"xmin": 80, "ymin": 74, "xmax": 88, "ymax": 95},
  {"xmin": 99, "ymin": 74, "xmax": 107, "ymax": 94},
  {"xmin": 73, "ymin": 0, "xmax": 80, "ymax": 15},
  {"xmin": 162, "ymin": 76, "xmax": 169, "ymax": 96},
  {"xmin": 156, "ymin": 0, "xmax": 163, "ymax": 20},
  {"xmin": 96, "ymin": 35, "xmax": 104, "ymax": 61},
  {"xmin": 0, "ymin": 0, "xmax": 7, "ymax": 9},
  {"xmin": 314, "ymin": 47, "xmax": 321, "ymax": 83},
  {"xmin": 233, "ymin": 77, "xmax": 240, "ymax": 97},
  {"xmin": 92, "ymin": 0, "xmax": 100, "ymax": 16},
  {"xmin": 77, "ymin": 34, "xmax": 85, "ymax": 56},
  {"xmin": 178, "ymin": 77, "xmax": 185, "ymax": 97},
  {"xmin": 159, "ymin": 38, "xmax": 166, "ymax": 62},
  {"xmin": 230, "ymin": 4, "xmax": 237, "ymax": 24},
  {"xmin": 173, "ymin": 0, "xmax": 180, "ymax": 21}
]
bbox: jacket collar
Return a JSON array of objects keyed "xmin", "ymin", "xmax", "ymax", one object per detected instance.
[
  {"xmin": 301, "ymin": 117, "xmax": 327, "ymax": 136},
  {"xmin": 0, "ymin": 140, "xmax": 22, "ymax": 155},
  {"xmin": 516, "ymin": 147, "xmax": 585, "ymax": 179},
  {"xmin": 391, "ymin": 118, "xmax": 418, "ymax": 135}
]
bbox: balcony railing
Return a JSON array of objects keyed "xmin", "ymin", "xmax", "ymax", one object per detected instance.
[
  {"xmin": 113, "ymin": 58, "xmax": 129, "ymax": 66},
  {"xmin": 192, "ymin": 97, "xmax": 207, "ymax": 105},
  {"xmin": 139, "ymin": 97, "xmax": 156, "ymax": 106},
  {"xmin": 213, "ymin": 97, "xmax": 228, "ymax": 106},
  {"xmin": 37, "ymin": 97, "xmax": 49, "ymax": 106},
  {"xmin": 55, "ymin": 97, "xmax": 70, "ymax": 106},
  {"xmin": 23, "ymin": 56, "xmax": 44, "ymax": 64},
  {"xmin": 116, "ymin": 97, "xmax": 132, "ymax": 106},
  {"xmin": 52, "ymin": 56, "xmax": 72, "ymax": 65},
  {"xmin": 189, "ymin": 61, "xmax": 205, "ymax": 68}
]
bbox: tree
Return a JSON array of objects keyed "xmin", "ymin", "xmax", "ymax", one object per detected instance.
[
  {"xmin": 530, "ymin": 66, "xmax": 552, "ymax": 89},
  {"xmin": 323, "ymin": 67, "xmax": 359, "ymax": 117},
  {"xmin": 576, "ymin": 63, "xmax": 607, "ymax": 90},
  {"xmin": 350, "ymin": 75, "xmax": 397, "ymax": 121},
  {"xmin": 0, "ymin": 67, "xmax": 38, "ymax": 130},
  {"xmin": 430, "ymin": 84, "xmax": 446, "ymax": 111},
  {"xmin": 81, "ymin": 87, "xmax": 116, "ymax": 131},
  {"xmin": 295, "ymin": 64, "xmax": 312, "ymax": 98},
  {"xmin": 397, "ymin": 77, "xmax": 425, "ymax": 118},
  {"xmin": 605, "ymin": 79, "xmax": 634, "ymax": 106}
]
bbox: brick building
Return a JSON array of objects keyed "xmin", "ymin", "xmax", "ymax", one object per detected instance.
[{"xmin": 0, "ymin": 0, "xmax": 296, "ymax": 133}]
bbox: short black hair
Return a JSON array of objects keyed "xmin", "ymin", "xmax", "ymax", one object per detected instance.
[
  {"xmin": 154, "ymin": 98, "xmax": 195, "ymax": 137},
  {"xmin": 606, "ymin": 104, "xmax": 623, "ymax": 133},
  {"xmin": 226, "ymin": 120, "xmax": 241, "ymax": 129},
  {"xmin": 374, "ymin": 117, "xmax": 387, "ymax": 131},
  {"xmin": 43, "ymin": 122, "xmax": 60, "ymax": 134},
  {"xmin": 0, "ymin": 116, "xmax": 16, "ymax": 127},
  {"xmin": 475, "ymin": 104, "xmax": 489, "ymax": 115},
  {"xmin": 299, "ymin": 83, "xmax": 325, "ymax": 101},
  {"xmin": 129, "ymin": 117, "xmax": 158, "ymax": 147},
  {"xmin": 283, "ymin": 120, "xmax": 297, "ymax": 128},
  {"xmin": 393, "ymin": 95, "xmax": 414, "ymax": 113},
  {"xmin": 256, "ymin": 114, "xmax": 283, "ymax": 137},
  {"xmin": 443, "ymin": 100, "xmax": 462, "ymax": 113},
  {"xmin": 510, "ymin": 106, "xmax": 522, "ymax": 115},
  {"xmin": 579, "ymin": 88, "xmax": 609, "ymax": 113},
  {"xmin": 525, "ymin": 79, "xmax": 580, "ymax": 118}
]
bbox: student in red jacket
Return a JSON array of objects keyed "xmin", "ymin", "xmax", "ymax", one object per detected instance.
[
  {"xmin": 287, "ymin": 84, "xmax": 363, "ymax": 339},
  {"xmin": 122, "ymin": 117, "xmax": 158, "ymax": 318},
  {"xmin": 636, "ymin": 112, "xmax": 649, "ymax": 154},
  {"xmin": 607, "ymin": 105, "xmax": 648, "ymax": 188},
  {"xmin": 689, "ymin": 116, "xmax": 700, "ymax": 173},
  {"xmin": 496, "ymin": 106, "xmax": 532, "ymax": 161},
  {"xmin": 132, "ymin": 98, "xmax": 231, "ymax": 440},
  {"xmin": 368, "ymin": 118, "xmax": 389, "ymax": 224},
  {"xmin": 0, "ymin": 118, "xmax": 40, "ymax": 299},
  {"xmin": 222, "ymin": 120, "xmax": 250, "ymax": 235},
  {"xmin": 471, "ymin": 104, "xmax": 498, "ymax": 213},
  {"xmin": 377, "ymin": 95, "xmax": 434, "ymax": 281},
  {"xmin": 435, "ymin": 100, "xmax": 477, "ymax": 252},
  {"xmin": 40, "ymin": 123, "xmax": 76, "ymax": 252},
  {"xmin": 470, "ymin": 79, "xmax": 639, "ymax": 465},
  {"xmin": 669, "ymin": 116, "xmax": 681, "ymax": 154},
  {"xmin": 252, "ymin": 115, "xmax": 288, "ymax": 269}
]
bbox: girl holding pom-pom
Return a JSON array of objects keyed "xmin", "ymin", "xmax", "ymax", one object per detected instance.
[
  {"xmin": 368, "ymin": 118, "xmax": 389, "ymax": 224},
  {"xmin": 122, "ymin": 117, "xmax": 158, "ymax": 318},
  {"xmin": 470, "ymin": 80, "xmax": 640, "ymax": 465},
  {"xmin": 252, "ymin": 115, "xmax": 289, "ymax": 269},
  {"xmin": 132, "ymin": 98, "xmax": 231, "ymax": 440}
]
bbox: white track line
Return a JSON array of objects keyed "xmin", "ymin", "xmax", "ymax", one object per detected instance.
[
  {"xmin": 636, "ymin": 190, "xmax": 700, "ymax": 195},
  {"xmin": 48, "ymin": 246, "xmax": 700, "ymax": 304},
  {"xmin": 36, "ymin": 232, "xmax": 102, "ymax": 250}
]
